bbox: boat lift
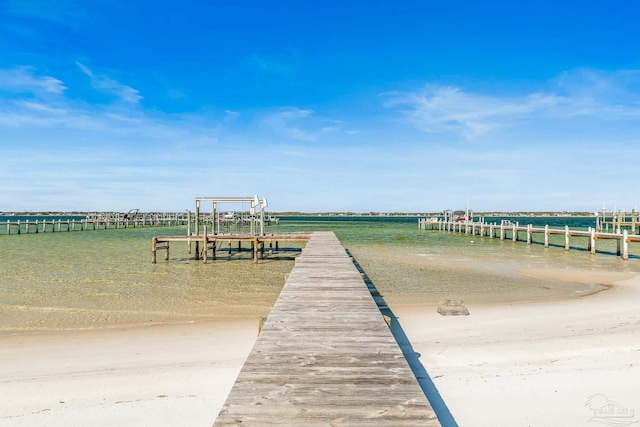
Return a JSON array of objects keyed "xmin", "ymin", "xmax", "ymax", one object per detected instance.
[{"xmin": 193, "ymin": 196, "xmax": 268, "ymax": 237}]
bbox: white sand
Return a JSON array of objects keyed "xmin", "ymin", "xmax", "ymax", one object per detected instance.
[
  {"xmin": 394, "ymin": 270, "xmax": 640, "ymax": 426},
  {"xmin": 3, "ymin": 268, "xmax": 640, "ymax": 426},
  {"xmin": 0, "ymin": 319, "xmax": 257, "ymax": 427}
]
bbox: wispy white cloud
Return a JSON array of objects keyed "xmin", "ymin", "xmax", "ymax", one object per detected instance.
[
  {"xmin": 386, "ymin": 68, "xmax": 640, "ymax": 139},
  {"xmin": 261, "ymin": 107, "xmax": 343, "ymax": 142},
  {"xmin": 261, "ymin": 107, "xmax": 318, "ymax": 141},
  {"xmin": 0, "ymin": 66, "xmax": 67, "ymax": 95},
  {"xmin": 0, "ymin": 99, "xmax": 132, "ymax": 131},
  {"xmin": 224, "ymin": 109, "xmax": 240, "ymax": 122},
  {"xmin": 75, "ymin": 61, "xmax": 142, "ymax": 104},
  {"xmin": 385, "ymin": 85, "xmax": 563, "ymax": 139},
  {"xmin": 553, "ymin": 68, "xmax": 640, "ymax": 117}
]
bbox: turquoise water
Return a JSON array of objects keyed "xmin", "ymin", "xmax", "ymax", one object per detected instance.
[{"xmin": 0, "ymin": 215, "xmax": 638, "ymax": 333}]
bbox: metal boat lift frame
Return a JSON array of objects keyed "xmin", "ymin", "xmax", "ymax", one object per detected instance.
[{"xmin": 194, "ymin": 196, "xmax": 268, "ymax": 237}]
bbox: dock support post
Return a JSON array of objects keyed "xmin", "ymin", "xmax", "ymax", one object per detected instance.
[
  {"xmin": 500, "ymin": 223, "xmax": 505, "ymax": 240},
  {"xmin": 544, "ymin": 225, "xmax": 549, "ymax": 248},
  {"xmin": 187, "ymin": 211, "xmax": 192, "ymax": 254},
  {"xmin": 253, "ymin": 240, "xmax": 258, "ymax": 263},
  {"xmin": 527, "ymin": 224, "xmax": 532, "ymax": 244},
  {"xmin": 512, "ymin": 224, "xmax": 518, "ymax": 242},
  {"xmin": 623, "ymin": 230, "xmax": 629, "ymax": 260},
  {"xmin": 565, "ymin": 226, "xmax": 570, "ymax": 251},
  {"xmin": 203, "ymin": 226, "xmax": 208, "ymax": 263},
  {"xmin": 617, "ymin": 230, "xmax": 622, "ymax": 256},
  {"xmin": 194, "ymin": 201, "xmax": 200, "ymax": 260},
  {"xmin": 589, "ymin": 227, "xmax": 596, "ymax": 254},
  {"xmin": 152, "ymin": 238, "xmax": 157, "ymax": 263}
]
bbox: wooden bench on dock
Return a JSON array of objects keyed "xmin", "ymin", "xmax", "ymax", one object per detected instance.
[{"xmin": 213, "ymin": 231, "xmax": 440, "ymax": 426}]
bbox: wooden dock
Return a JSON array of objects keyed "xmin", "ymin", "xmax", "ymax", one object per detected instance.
[
  {"xmin": 152, "ymin": 232, "xmax": 312, "ymax": 263},
  {"xmin": 419, "ymin": 218, "xmax": 640, "ymax": 260},
  {"xmin": 2, "ymin": 213, "xmax": 188, "ymax": 235},
  {"xmin": 213, "ymin": 232, "xmax": 440, "ymax": 426},
  {"xmin": 596, "ymin": 209, "xmax": 640, "ymax": 233}
]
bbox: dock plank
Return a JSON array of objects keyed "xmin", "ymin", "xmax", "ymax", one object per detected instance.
[{"xmin": 213, "ymin": 231, "xmax": 439, "ymax": 426}]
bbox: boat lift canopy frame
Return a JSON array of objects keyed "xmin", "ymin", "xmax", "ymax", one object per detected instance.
[{"xmin": 194, "ymin": 196, "xmax": 268, "ymax": 236}]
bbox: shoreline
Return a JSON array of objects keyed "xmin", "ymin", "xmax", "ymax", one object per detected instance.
[
  {"xmin": 2, "ymin": 258, "xmax": 639, "ymax": 425},
  {"xmin": 392, "ymin": 271, "xmax": 640, "ymax": 426}
]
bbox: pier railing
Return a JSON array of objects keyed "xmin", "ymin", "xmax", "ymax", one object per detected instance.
[
  {"xmin": 2, "ymin": 212, "xmax": 189, "ymax": 235},
  {"xmin": 419, "ymin": 218, "xmax": 640, "ymax": 260}
]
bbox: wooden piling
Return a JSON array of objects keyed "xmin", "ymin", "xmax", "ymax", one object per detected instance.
[
  {"xmin": 425, "ymin": 219, "xmax": 639, "ymax": 260},
  {"xmin": 544, "ymin": 225, "xmax": 549, "ymax": 248}
]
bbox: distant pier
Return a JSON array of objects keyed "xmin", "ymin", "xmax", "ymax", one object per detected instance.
[
  {"xmin": 213, "ymin": 231, "xmax": 439, "ymax": 426},
  {"xmin": 2, "ymin": 212, "xmax": 189, "ymax": 235},
  {"xmin": 419, "ymin": 218, "xmax": 640, "ymax": 260},
  {"xmin": 595, "ymin": 209, "xmax": 640, "ymax": 233}
]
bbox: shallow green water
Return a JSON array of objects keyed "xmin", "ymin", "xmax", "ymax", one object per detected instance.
[{"xmin": 0, "ymin": 216, "xmax": 638, "ymax": 332}]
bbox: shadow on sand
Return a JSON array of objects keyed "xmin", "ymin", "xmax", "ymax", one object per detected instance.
[{"xmin": 351, "ymin": 254, "xmax": 459, "ymax": 427}]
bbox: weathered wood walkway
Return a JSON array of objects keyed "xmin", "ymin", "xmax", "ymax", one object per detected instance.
[{"xmin": 214, "ymin": 232, "xmax": 439, "ymax": 426}]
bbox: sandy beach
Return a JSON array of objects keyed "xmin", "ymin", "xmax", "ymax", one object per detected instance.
[
  {"xmin": 394, "ymin": 269, "xmax": 640, "ymax": 426},
  {"xmin": 0, "ymin": 319, "xmax": 258, "ymax": 427},
  {"xmin": 2, "ymin": 255, "xmax": 639, "ymax": 426}
]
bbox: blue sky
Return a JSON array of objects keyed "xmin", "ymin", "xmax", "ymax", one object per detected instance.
[{"xmin": 1, "ymin": 0, "xmax": 639, "ymax": 213}]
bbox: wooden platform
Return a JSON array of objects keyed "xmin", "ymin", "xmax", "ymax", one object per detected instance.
[
  {"xmin": 152, "ymin": 232, "xmax": 312, "ymax": 263},
  {"xmin": 213, "ymin": 232, "xmax": 439, "ymax": 426}
]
